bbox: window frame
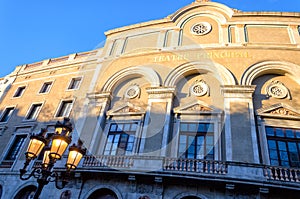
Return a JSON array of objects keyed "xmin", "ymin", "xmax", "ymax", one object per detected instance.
[
  {"xmin": 0, "ymin": 106, "xmax": 16, "ymax": 123},
  {"xmin": 100, "ymin": 120, "xmax": 142, "ymax": 156},
  {"xmin": 66, "ymin": 76, "xmax": 83, "ymax": 91},
  {"xmin": 264, "ymin": 126, "xmax": 300, "ymax": 168},
  {"xmin": 24, "ymin": 102, "xmax": 44, "ymax": 121},
  {"xmin": 178, "ymin": 122, "xmax": 215, "ymax": 160},
  {"xmin": 55, "ymin": 99, "xmax": 74, "ymax": 118},
  {"xmin": 38, "ymin": 81, "xmax": 54, "ymax": 94},
  {"xmin": 3, "ymin": 134, "xmax": 27, "ymax": 161},
  {"xmin": 13, "ymin": 86, "xmax": 26, "ymax": 98},
  {"xmin": 103, "ymin": 122, "xmax": 139, "ymax": 156},
  {"xmin": 173, "ymin": 116, "xmax": 221, "ymax": 161}
]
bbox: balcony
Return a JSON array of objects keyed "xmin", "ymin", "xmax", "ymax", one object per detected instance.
[{"xmin": 81, "ymin": 155, "xmax": 300, "ymax": 189}]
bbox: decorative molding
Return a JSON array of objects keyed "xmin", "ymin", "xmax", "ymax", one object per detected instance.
[
  {"xmin": 190, "ymin": 22, "xmax": 212, "ymax": 35},
  {"xmin": 266, "ymin": 80, "xmax": 291, "ymax": 99},
  {"xmin": 257, "ymin": 103, "xmax": 300, "ymax": 119},
  {"xmin": 221, "ymin": 85, "xmax": 256, "ymax": 98},
  {"xmin": 174, "ymin": 100, "xmax": 221, "ymax": 115},
  {"xmin": 124, "ymin": 84, "xmax": 140, "ymax": 99},
  {"xmin": 107, "ymin": 102, "xmax": 146, "ymax": 116},
  {"xmin": 190, "ymin": 79, "xmax": 209, "ymax": 97},
  {"xmin": 146, "ymin": 87, "xmax": 176, "ymax": 99}
]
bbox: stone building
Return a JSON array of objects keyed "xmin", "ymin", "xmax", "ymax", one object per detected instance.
[{"xmin": 0, "ymin": 0, "xmax": 300, "ymax": 198}]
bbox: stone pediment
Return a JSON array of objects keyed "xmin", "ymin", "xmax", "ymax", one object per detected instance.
[
  {"xmin": 174, "ymin": 100, "xmax": 220, "ymax": 115},
  {"xmin": 257, "ymin": 103, "xmax": 300, "ymax": 118},
  {"xmin": 107, "ymin": 102, "xmax": 145, "ymax": 116}
]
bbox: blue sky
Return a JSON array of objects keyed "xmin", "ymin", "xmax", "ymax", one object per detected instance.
[{"xmin": 0, "ymin": 0, "xmax": 300, "ymax": 77}]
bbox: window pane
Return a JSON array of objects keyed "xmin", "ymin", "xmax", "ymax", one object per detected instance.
[
  {"xmin": 180, "ymin": 123, "xmax": 188, "ymax": 131},
  {"xmin": 188, "ymin": 123, "xmax": 197, "ymax": 132},
  {"xmin": 179, "ymin": 135, "xmax": 187, "ymax": 144},
  {"xmin": 268, "ymin": 140, "xmax": 277, "ymax": 150},
  {"xmin": 286, "ymin": 129, "xmax": 294, "ymax": 138},
  {"xmin": 278, "ymin": 141, "xmax": 287, "ymax": 151},
  {"xmin": 269, "ymin": 149, "xmax": 278, "ymax": 159},
  {"xmin": 207, "ymin": 124, "xmax": 214, "ymax": 132},
  {"xmin": 266, "ymin": 127, "xmax": 274, "ymax": 136},
  {"xmin": 123, "ymin": 124, "xmax": 130, "ymax": 132},
  {"xmin": 276, "ymin": 128, "xmax": 284, "ymax": 137},
  {"xmin": 197, "ymin": 124, "xmax": 205, "ymax": 132},
  {"xmin": 110, "ymin": 124, "xmax": 117, "ymax": 131},
  {"xmin": 131, "ymin": 123, "xmax": 138, "ymax": 131}
]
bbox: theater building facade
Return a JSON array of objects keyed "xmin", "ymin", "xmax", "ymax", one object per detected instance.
[{"xmin": 0, "ymin": 0, "xmax": 300, "ymax": 198}]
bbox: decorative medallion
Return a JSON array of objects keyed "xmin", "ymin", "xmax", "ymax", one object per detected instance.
[
  {"xmin": 190, "ymin": 80, "xmax": 209, "ymax": 97},
  {"xmin": 191, "ymin": 22, "xmax": 212, "ymax": 35},
  {"xmin": 125, "ymin": 85, "xmax": 140, "ymax": 99},
  {"xmin": 266, "ymin": 81, "xmax": 290, "ymax": 99}
]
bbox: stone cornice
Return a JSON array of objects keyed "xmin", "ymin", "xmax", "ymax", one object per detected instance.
[
  {"xmin": 146, "ymin": 87, "xmax": 176, "ymax": 94},
  {"xmin": 221, "ymin": 85, "xmax": 256, "ymax": 98}
]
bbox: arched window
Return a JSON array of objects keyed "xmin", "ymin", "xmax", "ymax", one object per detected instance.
[{"xmin": 87, "ymin": 188, "xmax": 118, "ymax": 199}]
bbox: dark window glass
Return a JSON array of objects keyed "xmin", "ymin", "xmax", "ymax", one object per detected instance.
[
  {"xmin": 56, "ymin": 100, "xmax": 73, "ymax": 117},
  {"xmin": 25, "ymin": 104, "xmax": 42, "ymax": 120},
  {"xmin": 179, "ymin": 122, "xmax": 214, "ymax": 160},
  {"xmin": 13, "ymin": 86, "xmax": 26, "ymax": 97},
  {"xmin": 0, "ymin": 107, "xmax": 14, "ymax": 123},
  {"xmin": 5, "ymin": 134, "xmax": 27, "ymax": 160},
  {"xmin": 39, "ymin": 82, "xmax": 52, "ymax": 93},
  {"xmin": 266, "ymin": 126, "xmax": 300, "ymax": 168},
  {"xmin": 68, "ymin": 78, "xmax": 82, "ymax": 90},
  {"xmin": 104, "ymin": 123, "xmax": 137, "ymax": 155}
]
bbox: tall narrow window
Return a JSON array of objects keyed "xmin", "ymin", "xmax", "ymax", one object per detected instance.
[
  {"xmin": 266, "ymin": 126, "xmax": 300, "ymax": 168},
  {"xmin": 56, "ymin": 100, "xmax": 73, "ymax": 117},
  {"xmin": 68, "ymin": 77, "xmax": 82, "ymax": 90},
  {"xmin": 25, "ymin": 103, "xmax": 42, "ymax": 120},
  {"xmin": 13, "ymin": 86, "xmax": 26, "ymax": 98},
  {"xmin": 104, "ymin": 123, "xmax": 137, "ymax": 155},
  {"xmin": 178, "ymin": 123, "xmax": 214, "ymax": 160},
  {"xmin": 39, "ymin": 82, "xmax": 52, "ymax": 94},
  {"xmin": 0, "ymin": 107, "xmax": 14, "ymax": 123},
  {"xmin": 4, "ymin": 134, "xmax": 27, "ymax": 160}
]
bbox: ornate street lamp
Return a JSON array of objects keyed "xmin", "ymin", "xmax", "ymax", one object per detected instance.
[{"xmin": 19, "ymin": 118, "xmax": 86, "ymax": 199}]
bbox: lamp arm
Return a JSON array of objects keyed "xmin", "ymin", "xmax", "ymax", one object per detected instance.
[
  {"xmin": 20, "ymin": 167, "xmax": 43, "ymax": 181},
  {"xmin": 54, "ymin": 171, "xmax": 69, "ymax": 190}
]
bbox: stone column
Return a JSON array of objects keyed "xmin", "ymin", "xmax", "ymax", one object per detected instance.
[
  {"xmin": 221, "ymin": 85, "xmax": 259, "ymax": 163},
  {"xmin": 139, "ymin": 87, "xmax": 175, "ymax": 157},
  {"xmin": 80, "ymin": 92, "xmax": 111, "ymax": 154}
]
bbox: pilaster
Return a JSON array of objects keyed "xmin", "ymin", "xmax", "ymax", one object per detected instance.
[
  {"xmin": 221, "ymin": 85, "xmax": 259, "ymax": 163},
  {"xmin": 139, "ymin": 87, "xmax": 175, "ymax": 156},
  {"xmin": 82, "ymin": 92, "xmax": 112, "ymax": 154}
]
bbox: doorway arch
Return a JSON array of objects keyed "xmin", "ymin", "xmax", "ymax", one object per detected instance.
[
  {"xmin": 14, "ymin": 185, "xmax": 36, "ymax": 199},
  {"xmin": 87, "ymin": 188, "xmax": 118, "ymax": 199}
]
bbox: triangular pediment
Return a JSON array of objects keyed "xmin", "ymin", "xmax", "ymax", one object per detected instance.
[
  {"xmin": 257, "ymin": 103, "xmax": 300, "ymax": 118},
  {"xmin": 107, "ymin": 102, "xmax": 145, "ymax": 116},
  {"xmin": 174, "ymin": 100, "xmax": 220, "ymax": 114}
]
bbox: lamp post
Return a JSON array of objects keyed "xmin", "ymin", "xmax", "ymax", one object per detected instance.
[{"xmin": 19, "ymin": 118, "xmax": 86, "ymax": 199}]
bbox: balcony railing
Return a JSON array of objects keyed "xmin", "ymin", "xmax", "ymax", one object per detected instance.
[
  {"xmin": 80, "ymin": 155, "xmax": 300, "ymax": 187},
  {"xmin": 163, "ymin": 158, "xmax": 228, "ymax": 174},
  {"xmin": 83, "ymin": 155, "xmax": 134, "ymax": 168},
  {"xmin": 264, "ymin": 166, "xmax": 300, "ymax": 182}
]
